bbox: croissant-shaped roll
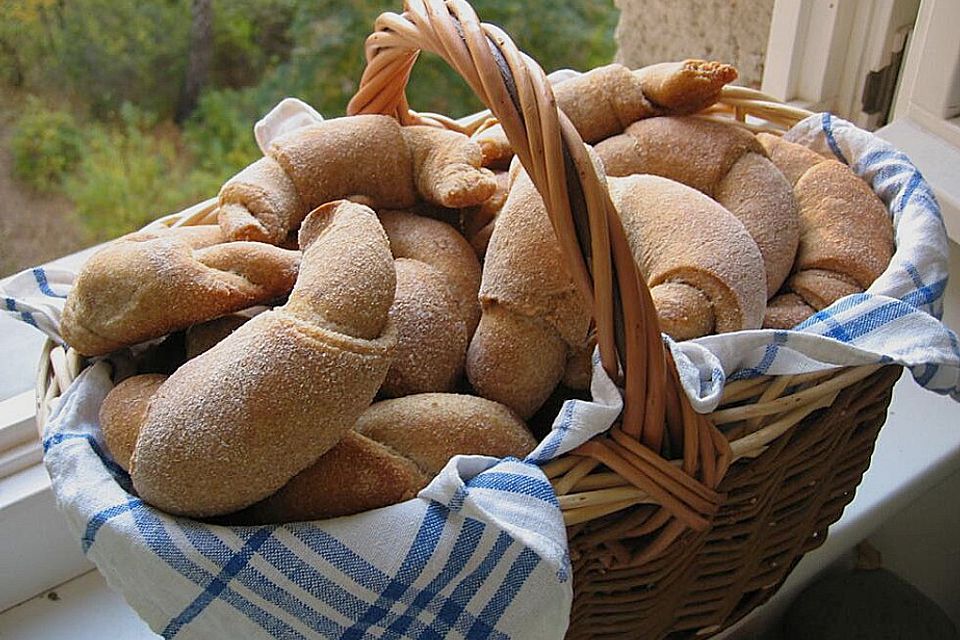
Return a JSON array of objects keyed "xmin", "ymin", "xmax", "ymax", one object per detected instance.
[
  {"xmin": 474, "ymin": 60, "xmax": 738, "ymax": 166},
  {"xmin": 595, "ymin": 116, "xmax": 799, "ymax": 297},
  {"xmin": 466, "ymin": 169, "xmax": 592, "ymax": 418},
  {"xmin": 468, "ymin": 169, "xmax": 766, "ymax": 417},
  {"xmin": 757, "ymin": 134, "xmax": 894, "ymax": 324},
  {"xmin": 233, "ymin": 393, "xmax": 535, "ymax": 523},
  {"xmin": 130, "ymin": 201, "xmax": 397, "ymax": 517},
  {"xmin": 61, "ymin": 225, "xmax": 300, "ymax": 357},
  {"xmin": 219, "ymin": 115, "xmax": 497, "ymax": 244},
  {"xmin": 610, "ymin": 174, "xmax": 767, "ymax": 335}
]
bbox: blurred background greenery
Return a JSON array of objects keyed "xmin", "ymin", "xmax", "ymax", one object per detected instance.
[{"xmin": 0, "ymin": 0, "xmax": 617, "ymax": 273}]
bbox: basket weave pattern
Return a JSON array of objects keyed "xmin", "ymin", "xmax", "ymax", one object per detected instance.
[{"xmin": 35, "ymin": 2, "xmax": 902, "ymax": 638}]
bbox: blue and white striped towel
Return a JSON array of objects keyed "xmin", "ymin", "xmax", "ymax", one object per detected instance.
[{"xmin": 3, "ymin": 109, "xmax": 959, "ymax": 639}]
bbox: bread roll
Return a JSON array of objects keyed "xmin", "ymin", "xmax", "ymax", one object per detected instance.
[
  {"xmin": 99, "ymin": 374, "xmax": 167, "ymax": 471},
  {"xmin": 757, "ymin": 134, "xmax": 894, "ymax": 321},
  {"xmin": 234, "ymin": 431, "xmax": 429, "ymax": 523},
  {"xmin": 609, "ymin": 174, "xmax": 767, "ymax": 335},
  {"xmin": 234, "ymin": 393, "xmax": 535, "ymax": 523},
  {"xmin": 61, "ymin": 225, "xmax": 300, "ymax": 356},
  {"xmin": 130, "ymin": 201, "xmax": 397, "ymax": 517},
  {"xmin": 474, "ymin": 60, "xmax": 738, "ymax": 166},
  {"xmin": 467, "ymin": 169, "xmax": 592, "ymax": 418},
  {"xmin": 219, "ymin": 115, "xmax": 496, "ymax": 244},
  {"xmin": 595, "ymin": 116, "xmax": 799, "ymax": 296},
  {"xmin": 382, "ymin": 259, "xmax": 467, "ymax": 397},
  {"xmin": 378, "ymin": 209, "xmax": 481, "ymax": 336}
]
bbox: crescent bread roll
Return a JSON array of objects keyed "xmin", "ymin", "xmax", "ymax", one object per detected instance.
[
  {"xmin": 235, "ymin": 431, "xmax": 429, "ymax": 523},
  {"xmin": 609, "ymin": 174, "xmax": 767, "ymax": 334},
  {"xmin": 382, "ymin": 259, "xmax": 468, "ymax": 397},
  {"xmin": 354, "ymin": 393, "xmax": 536, "ymax": 474},
  {"xmin": 466, "ymin": 169, "xmax": 592, "ymax": 418},
  {"xmin": 99, "ymin": 374, "xmax": 167, "ymax": 472},
  {"xmin": 757, "ymin": 134, "xmax": 894, "ymax": 318},
  {"xmin": 61, "ymin": 225, "xmax": 300, "ymax": 356},
  {"xmin": 219, "ymin": 115, "xmax": 496, "ymax": 244},
  {"xmin": 235, "ymin": 394, "xmax": 535, "ymax": 523},
  {"xmin": 595, "ymin": 117, "xmax": 799, "ymax": 297},
  {"xmin": 378, "ymin": 210, "xmax": 481, "ymax": 336},
  {"xmin": 764, "ymin": 293, "xmax": 817, "ymax": 330},
  {"xmin": 474, "ymin": 60, "xmax": 738, "ymax": 166},
  {"xmin": 131, "ymin": 201, "xmax": 398, "ymax": 517}
]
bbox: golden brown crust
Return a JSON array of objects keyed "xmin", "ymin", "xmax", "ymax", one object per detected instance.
[
  {"xmin": 479, "ymin": 169, "xmax": 592, "ymax": 347},
  {"xmin": 218, "ymin": 157, "xmax": 303, "ymax": 243},
  {"xmin": 130, "ymin": 201, "xmax": 397, "ymax": 518},
  {"xmin": 788, "ymin": 269, "xmax": 864, "ymax": 310},
  {"xmin": 610, "ymin": 175, "xmax": 767, "ymax": 334},
  {"xmin": 596, "ymin": 117, "xmax": 799, "ymax": 297},
  {"xmin": 472, "ymin": 60, "xmax": 738, "ymax": 165},
  {"xmin": 759, "ymin": 136, "xmax": 893, "ymax": 309},
  {"xmin": 99, "ymin": 374, "xmax": 167, "ymax": 471},
  {"xmin": 378, "ymin": 210, "xmax": 482, "ymax": 336},
  {"xmin": 792, "ymin": 161, "xmax": 894, "ymax": 290},
  {"xmin": 635, "ymin": 60, "xmax": 738, "ymax": 114},
  {"xmin": 400, "ymin": 126, "xmax": 497, "ymax": 208},
  {"xmin": 235, "ymin": 431, "xmax": 429, "ymax": 524},
  {"xmin": 354, "ymin": 393, "xmax": 537, "ymax": 475},
  {"xmin": 382, "ymin": 259, "xmax": 468, "ymax": 397},
  {"xmin": 763, "ymin": 293, "xmax": 816, "ymax": 329},
  {"xmin": 756, "ymin": 133, "xmax": 827, "ymax": 187},
  {"xmin": 650, "ymin": 282, "xmax": 714, "ymax": 340},
  {"xmin": 466, "ymin": 302, "xmax": 568, "ymax": 419},
  {"xmin": 220, "ymin": 115, "xmax": 495, "ymax": 244},
  {"xmin": 61, "ymin": 226, "xmax": 300, "ymax": 357}
]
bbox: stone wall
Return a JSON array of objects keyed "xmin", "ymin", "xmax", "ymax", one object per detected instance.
[{"xmin": 614, "ymin": 0, "xmax": 774, "ymax": 88}]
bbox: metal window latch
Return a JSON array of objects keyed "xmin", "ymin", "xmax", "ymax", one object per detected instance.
[{"xmin": 862, "ymin": 28, "xmax": 912, "ymax": 124}]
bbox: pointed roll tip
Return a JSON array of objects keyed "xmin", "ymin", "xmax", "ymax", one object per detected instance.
[
  {"xmin": 297, "ymin": 199, "xmax": 378, "ymax": 250},
  {"xmin": 681, "ymin": 59, "xmax": 739, "ymax": 86}
]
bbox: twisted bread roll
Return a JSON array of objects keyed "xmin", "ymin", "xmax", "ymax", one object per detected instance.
[
  {"xmin": 241, "ymin": 393, "xmax": 535, "ymax": 523},
  {"xmin": 219, "ymin": 115, "xmax": 496, "ymax": 244},
  {"xmin": 595, "ymin": 116, "xmax": 799, "ymax": 297},
  {"xmin": 468, "ymin": 168, "xmax": 765, "ymax": 417},
  {"xmin": 130, "ymin": 201, "xmax": 397, "ymax": 517},
  {"xmin": 757, "ymin": 134, "xmax": 894, "ymax": 327},
  {"xmin": 61, "ymin": 225, "xmax": 300, "ymax": 357},
  {"xmin": 474, "ymin": 60, "xmax": 738, "ymax": 166},
  {"xmin": 103, "ymin": 384, "xmax": 534, "ymax": 522}
]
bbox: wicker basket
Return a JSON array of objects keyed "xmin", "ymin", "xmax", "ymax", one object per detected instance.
[{"xmin": 36, "ymin": 2, "xmax": 903, "ymax": 638}]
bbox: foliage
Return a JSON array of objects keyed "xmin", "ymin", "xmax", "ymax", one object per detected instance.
[
  {"xmin": 2, "ymin": 0, "xmax": 619, "ymax": 241},
  {"xmin": 10, "ymin": 97, "xmax": 84, "ymax": 191},
  {"xmin": 63, "ymin": 104, "xmax": 215, "ymax": 240}
]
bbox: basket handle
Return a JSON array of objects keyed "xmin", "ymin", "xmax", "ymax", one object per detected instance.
[{"xmin": 348, "ymin": 0, "xmax": 730, "ymax": 534}]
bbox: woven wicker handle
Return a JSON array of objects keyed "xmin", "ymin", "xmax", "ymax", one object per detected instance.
[{"xmin": 348, "ymin": 0, "xmax": 675, "ymax": 448}]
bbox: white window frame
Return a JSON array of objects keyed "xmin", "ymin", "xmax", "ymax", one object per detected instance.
[{"xmin": 763, "ymin": 0, "xmax": 960, "ymax": 242}]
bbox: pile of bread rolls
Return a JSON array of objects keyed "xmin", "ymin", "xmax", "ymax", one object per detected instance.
[{"xmin": 60, "ymin": 59, "xmax": 894, "ymax": 524}]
